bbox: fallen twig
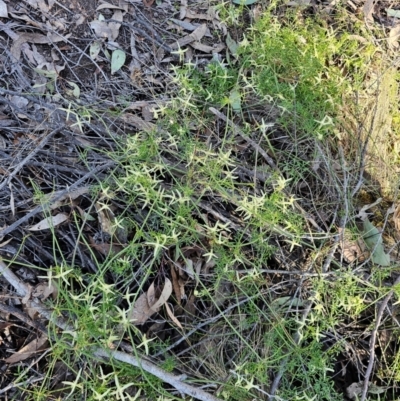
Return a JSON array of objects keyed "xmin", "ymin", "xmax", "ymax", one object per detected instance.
[
  {"xmin": 269, "ymin": 295, "xmax": 314, "ymax": 399},
  {"xmin": 209, "ymin": 107, "xmax": 324, "ymax": 234},
  {"xmin": 0, "ymin": 260, "xmax": 223, "ymax": 401},
  {"xmin": 0, "ymin": 161, "xmax": 115, "ymax": 238},
  {"xmin": 0, "ymin": 126, "xmax": 64, "ymax": 192},
  {"xmin": 209, "ymin": 107, "xmax": 276, "ymax": 169},
  {"xmin": 93, "ymin": 348, "xmax": 222, "ymax": 401},
  {"xmin": 360, "ymin": 275, "xmax": 400, "ymax": 401},
  {"xmin": 0, "ymin": 302, "xmax": 48, "ymax": 336}
]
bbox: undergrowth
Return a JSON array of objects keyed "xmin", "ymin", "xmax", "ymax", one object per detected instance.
[{"xmin": 13, "ymin": 2, "xmax": 400, "ymax": 401}]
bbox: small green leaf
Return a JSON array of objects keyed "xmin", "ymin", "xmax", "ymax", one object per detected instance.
[
  {"xmin": 362, "ymin": 219, "xmax": 391, "ymax": 266},
  {"xmin": 386, "ymin": 8, "xmax": 400, "ymax": 18},
  {"xmin": 226, "ymin": 32, "xmax": 239, "ymax": 58},
  {"xmin": 273, "ymin": 296, "xmax": 304, "ymax": 308},
  {"xmin": 66, "ymin": 81, "xmax": 80, "ymax": 98},
  {"xmin": 232, "ymin": 0, "xmax": 259, "ymax": 4},
  {"xmin": 111, "ymin": 49, "xmax": 126, "ymax": 75},
  {"xmin": 90, "ymin": 41, "xmax": 102, "ymax": 60},
  {"xmin": 229, "ymin": 89, "xmax": 241, "ymax": 112}
]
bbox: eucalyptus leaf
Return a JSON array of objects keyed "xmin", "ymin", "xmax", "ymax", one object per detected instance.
[
  {"xmin": 232, "ymin": 0, "xmax": 259, "ymax": 4},
  {"xmin": 273, "ymin": 296, "xmax": 304, "ymax": 308},
  {"xmin": 229, "ymin": 89, "xmax": 241, "ymax": 112},
  {"xmin": 226, "ymin": 32, "xmax": 239, "ymax": 58},
  {"xmin": 386, "ymin": 8, "xmax": 400, "ymax": 18},
  {"xmin": 362, "ymin": 219, "xmax": 391, "ymax": 266},
  {"xmin": 90, "ymin": 41, "xmax": 102, "ymax": 60},
  {"xmin": 111, "ymin": 49, "xmax": 126, "ymax": 75},
  {"xmin": 67, "ymin": 81, "xmax": 80, "ymax": 98}
]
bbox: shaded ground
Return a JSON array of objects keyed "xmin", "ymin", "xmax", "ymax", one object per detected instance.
[{"xmin": 1, "ymin": 0, "xmax": 400, "ymax": 400}]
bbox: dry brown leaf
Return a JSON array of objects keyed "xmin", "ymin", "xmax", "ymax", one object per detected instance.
[
  {"xmin": 129, "ymin": 33, "xmax": 141, "ymax": 75},
  {"xmin": 0, "ymin": 237, "xmax": 12, "ymax": 248},
  {"xmin": 120, "ymin": 113, "xmax": 157, "ymax": 132},
  {"xmin": 393, "ymin": 203, "xmax": 400, "ymax": 232},
  {"xmin": 170, "ymin": 266, "xmax": 181, "ymax": 305},
  {"xmin": 32, "ymin": 282, "xmax": 57, "ymax": 301},
  {"xmin": 95, "ymin": 203, "xmax": 115, "ymax": 236},
  {"xmin": 338, "ymin": 227, "xmax": 366, "ymax": 263},
  {"xmin": 363, "ymin": 0, "xmax": 375, "ymax": 21},
  {"xmin": 150, "ymin": 278, "xmax": 172, "ymax": 311},
  {"xmin": 178, "ymin": 278, "xmax": 185, "ymax": 301},
  {"xmin": 170, "ymin": 18, "xmax": 196, "ymax": 31},
  {"xmin": 109, "ymin": 10, "xmax": 123, "ymax": 41},
  {"xmin": 90, "ymin": 20, "xmax": 114, "ymax": 39},
  {"xmin": 144, "ymin": 76, "xmax": 163, "ymax": 86},
  {"xmin": 88, "ymin": 236, "xmax": 122, "ymax": 256},
  {"xmin": 97, "ymin": 2, "xmax": 126, "ymax": 10},
  {"xmin": 183, "ymin": 294, "xmax": 196, "ymax": 317},
  {"xmin": 28, "ymin": 213, "xmax": 68, "ymax": 231},
  {"xmin": 191, "ymin": 24, "xmax": 207, "ymax": 41},
  {"xmin": 194, "ymin": 260, "xmax": 202, "ymax": 286},
  {"xmin": 388, "ymin": 24, "xmax": 400, "ymax": 48},
  {"xmin": 5, "ymin": 334, "xmax": 48, "ymax": 364},
  {"xmin": 0, "ymin": 322, "xmax": 13, "ymax": 332},
  {"xmin": 142, "ymin": 104, "xmax": 155, "ymax": 121},
  {"xmin": 129, "ymin": 292, "xmax": 155, "ymax": 325},
  {"xmin": 356, "ymin": 198, "xmax": 382, "ymax": 221},
  {"xmin": 165, "ymin": 302, "xmax": 183, "ymax": 329},
  {"xmin": 185, "ymin": 259, "xmax": 195, "ymax": 280},
  {"xmin": 11, "ymin": 32, "xmax": 69, "ymax": 61},
  {"xmin": 48, "ymin": 187, "xmax": 89, "ymax": 209},
  {"xmin": 170, "ymin": 24, "xmax": 207, "ymax": 49},
  {"xmin": 185, "ymin": 10, "xmax": 212, "ymax": 20},
  {"xmin": 179, "ymin": 0, "xmax": 187, "ymax": 19},
  {"xmin": 0, "ymin": 0, "xmax": 8, "ymax": 18},
  {"xmin": 118, "ymin": 0, "xmax": 129, "ymax": 12},
  {"xmin": 287, "ymin": 0, "xmax": 311, "ymax": 6},
  {"xmin": 147, "ymin": 282, "xmax": 157, "ymax": 308},
  {"xmin": 190, "ymin": 42, "xmax": 215, "ymax": 53}
]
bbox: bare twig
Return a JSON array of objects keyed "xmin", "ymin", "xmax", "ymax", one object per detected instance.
[
  {"xmin": 152, "ymin": 293, "xmax": 264, "ymax": 358},
  {"xmin": 104, "ymin": 19, "xmax": 172, "ymax": 53},
  {"xmin": 0, "ymin": 260, "xmax": 223, "ymax": 401},
  {"xmin": 0, "ymin": 161, "xmax": 115, "ymax": 238},
  {"xmin": 209, "ymin": 107, "xmax": 324, "ymax": 234},
  {"xmin": 93, "ymin": 348, "xmax": 222, "ymax": 401},
  {"xmin": 360, "ymin": 275, "xmax": 400, "ymax": 401},
  {"xmin": 0, "ymin": 126, "xmax": 64, "ymax": 192},
  {"xmin": 269, "ymin": 296, "xmax": 314, "ymax": 399},
  {"xmin": 0, "ymin": 302, "xmax": 48, "ymax": 335},
  {"xmin": 209, "ymin": 107, "xmax": 277, "ymax": 169}
]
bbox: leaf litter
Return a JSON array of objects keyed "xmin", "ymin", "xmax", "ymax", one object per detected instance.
[{"xmin": 0, "ymin": 0, "xmax": 399, "ymax": 399}]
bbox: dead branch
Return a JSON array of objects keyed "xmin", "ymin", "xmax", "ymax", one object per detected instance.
[
  {"xmin": 0, "ymin": 161, "xmax": 115, "ymax": 238},
  {"xmin": 360, "ymin": 275, "xmax": 400, "ymax": 401},
  {"xmin": 0, "ymin": 126, "xmax": 64, "ymax": 192},
  {"xmin": 0, "ymin": 260, "xmax": 223, "ymax": 401}
]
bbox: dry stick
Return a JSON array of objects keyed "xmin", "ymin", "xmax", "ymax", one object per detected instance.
[
  {"xmin": 0, "ymin": 302, "xmax": 48, "ymax": 335},
  {"xmin": 153, "ymin": 293, "xmax": 262, "ymax": 358},
  {"xmin": 92, "ymin": 348, "xmax": 221, "ymax": 401},
  {"xmin": 269, "ymin": 297, "xmax": 314, "ymax": 399},
  {"xmin": 209, "ymin": 107, "xmax": 277, "ymax": 168},
  {"xmin": 267, "ymin": 172, "xmax": 344, "ymax": 397},
  {"xmin": 209, "ymin": 107, "xmax": 323, "ymax": 233},
  {"xmin": 105, "ymin": 19, "xmax": 172, "ymax": 53},
  {"xmin": 0, "ymin": 126, "xmax": 64, "ymax": 192},
  {"xmin": 0, "ymin": 161, "xmax": 115, "ymax": 238},
  {"xmin": 0, "ymin": 376, "xmax": 44, "ymax": 396},
  {"xmin": 0, "ymin": 261, "xmax": 223, "ymax": 401},
  {"xmin": 360, "ymin": 275, "xmax": 400, "ymax": 401}
]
